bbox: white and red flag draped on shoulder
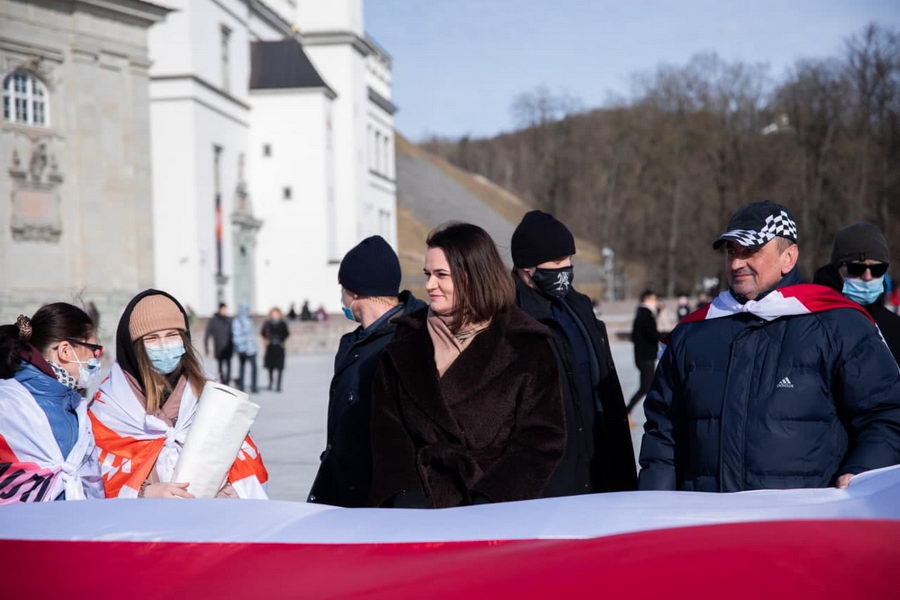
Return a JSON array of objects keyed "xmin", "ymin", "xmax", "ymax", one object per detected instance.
[
  {"xmin": 2, "ymin": 465, "xmax": 899, "ymax": 599},
  {"xmin": 662, "ymin": 283, "xmax": 876, "ymax": 352},
  {"xmin": 89, "ymin": 363, "xmax": 268, "ymax": 499},
  {"xmin": 683, "ymin": 284, "xmax": 874, "ymax": 325}
]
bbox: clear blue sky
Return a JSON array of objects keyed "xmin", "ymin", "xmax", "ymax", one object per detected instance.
[{"xmin": 364, "ymin": 0, "xmax": 899, "ymax": 140}]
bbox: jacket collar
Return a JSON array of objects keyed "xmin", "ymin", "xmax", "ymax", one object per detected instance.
[{"xmin": 388, "ymin": 305, "xmax": 550, "ymax": 438}]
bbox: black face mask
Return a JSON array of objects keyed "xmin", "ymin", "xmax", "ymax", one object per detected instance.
[{"xmin": 531, "ymin": 266, "xmax": 574, "ymax": 298}]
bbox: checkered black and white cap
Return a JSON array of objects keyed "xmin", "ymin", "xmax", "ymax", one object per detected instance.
[{"xmin": 712, "ymin": 201, "xmax": 798, "ymax": 250}]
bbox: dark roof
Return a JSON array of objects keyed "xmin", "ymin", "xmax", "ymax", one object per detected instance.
[{"xmin": 250, "ymin": 39, "xmax": 335, "ymax": 96}]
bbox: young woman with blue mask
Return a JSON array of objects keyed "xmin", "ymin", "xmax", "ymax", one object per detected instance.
[
  {"xmin": 0, "ymin": 303, "xmax": 105, "ymax": 503},
  {"xmin": 90, "ymin": 289, "xmax": 268, "ymax": 499}
]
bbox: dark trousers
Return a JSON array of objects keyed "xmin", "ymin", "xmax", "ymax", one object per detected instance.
[
  {"xmin": 627, "ymin": 359, "xmax": 656, "ymax": 414},
  {"xmin": 267, "ymin": 369, "xmax": 283, "ymax": 392},
  {"xmin": 216, "ymin": 356, "xmax": 231, "ymax": 385},
  {"xmin": 236, "ymin": 352, "xmax": 258, "ymax": 393}
]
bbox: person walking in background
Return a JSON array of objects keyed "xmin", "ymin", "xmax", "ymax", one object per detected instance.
[
  {"xmin": 0, "ymin": 304, "xmax": 104, "ymax": 502},
  {"xmin": 300, "ymin": 300, "xmax": 312, "ymax": 322},
  {"xmin": 370, "ymin": 222, "xmax": 566, "ymax": 508},
  {"xmin": 90, "ymin": 289, "xmax": 268, "ymax": 499},
  {"xmin": 231, "ymin": 303, "xmax": 258, "ymax": 394},
  {"xmin": 627, "ymin": 290, "xmax": 660, "ymax": 416},
  {"xmin": 511, "ymin": 210, "xmax": 636, "ymax": 496},
  {"xmin": 261, "ymin": 307, "xmax": 290, "ymax": 392},
  {"xmin": 813, "ymin": 223, "xmax": 900, "ymax": 365},
  {"xmin": 287, "ymin": 303, "xmax": 298, "ymax": 321},
  {"xmin": 676, "ymin": 295, "xmax": 691, "ymax": 321},
  {"xmin": 204, "ymin": 303, "xmax": 233, "ymax": 385},
  {"xmin": 308, "ymin": 236, "xmax": 427, "ymax": 507},
  {"xmin": 640, "ymin": 202, "xmax": 900, "ymax": 492}
]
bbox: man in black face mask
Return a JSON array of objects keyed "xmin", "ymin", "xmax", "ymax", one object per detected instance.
[{"xmin": 511, "ymin": 210, "xmax": 636, "ymax": 496}]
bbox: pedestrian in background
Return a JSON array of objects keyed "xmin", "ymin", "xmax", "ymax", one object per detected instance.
[
  {"xmin": 640, "ymin": 202, "xmax": 900, "ymax": 492},
  {"xmin": 309, "ymin": 235, "xmax": 427, "ymax": 507},
  {"xmin": 300, "ymin": 300, "xmax": 312, "ymax": 322},
  {"xmin": 627, "ymin": 289, "xmax": 660, "ymax": 416},
  {"xmin": 261, "ymin": 307, "xmax": 290, "ymax": 392},
  {"xmin": 676, "ymin": 295, "xmax": 691, "ymax": 321},
  {"xmin": 0, "ymin": 304, "xmax": 104, "ymax": 502},
  {"xmin": 813, "ymin": 223, "xmax": 900, "ymax": 365},
  {"xmin": 204, "ymin": 303, "xmax": 233, "ymax": 385},
  {"xmin": 370, "ymin": 222, "xmax": 566, "ymax": 508},
  {"xmin": 232, "ymin": 303, "xmax": 258, "ymax": 394},
  {"xmin": 511, "ymin": 210, "xmax": 635, "ymax": 496}
]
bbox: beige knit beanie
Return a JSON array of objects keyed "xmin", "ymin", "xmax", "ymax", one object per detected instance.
[{"xmin": 129, "ymin": 295, "xmax": 185, "ymax": 341}]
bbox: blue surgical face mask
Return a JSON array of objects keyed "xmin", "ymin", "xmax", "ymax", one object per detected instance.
[
  {"xmin": 341, "ymin": 297, "xmax": 358, "ymax": 322},
  {"xmin": 842, "ymin": 276, "xmax": 884, "ymax": 306},
  {"xmin": 145, "ymin": 341, "xmax": 186, "ymax": 374},
  {"xmin": 71, "ymin": 356, "xmax": 102, "ymax": 389}
]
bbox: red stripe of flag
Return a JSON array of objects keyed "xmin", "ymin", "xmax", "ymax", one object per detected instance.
[{"xmin": 4, "ymin": 520, "xmax": 898, "ymax": 599}]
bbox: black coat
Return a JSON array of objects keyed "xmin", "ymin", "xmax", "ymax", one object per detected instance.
[
  {"xmin": 261, "ymin": 319, "xmax": 290, "ymax": 370},
  {"xmin": 632, "ymin": 306, "xmax": 660, "ymax": 362},
  {"xmin": 204, "ymin": 314, "xmax": 233, "ymax": 359},
  {"xmin": 370, "ymin": 305, "xmax": 566, "ymax": 508},
  {"xmin": 813, "ymin": 263, "xmax": 900, "ymax": 365},
  {"xmin": 308, "ymin": 291, "xmax": 426, "ymax": 507},
  {"xmin": 639, "ymin": 273, "xmax": 900, "ymax": 492},
  {"xmin": 516, "ymin": 279, "xmax": 637, "ymax": 496}
]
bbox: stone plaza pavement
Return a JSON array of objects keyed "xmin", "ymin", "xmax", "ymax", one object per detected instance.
[{"xmin": 240, "ymin": 343, "xmax": 644, "ymax": 502}]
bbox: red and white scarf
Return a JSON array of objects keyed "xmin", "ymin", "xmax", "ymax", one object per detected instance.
[
  {"xmin": 662, "ymin": 284, "xmax": 876, "ymax": 355},
  {"xmin": 683, "ymin": 284, "xmax": 874, "ymax": 325},
  {"xmin": 0, "ymin": 380, "xmax": 103, "ymax": 504},
  {"xmin": 90, "ymin": 363, "xmax": 268, "ymax": 499}
]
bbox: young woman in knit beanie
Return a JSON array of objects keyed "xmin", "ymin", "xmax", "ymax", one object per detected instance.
[
  {"xmin": 89, "ymin": 289, "xmax": 268, "ymax": 499},
  {"xmin": 0, "ymin": 303, "xmax": 105, "ymax": 503}
]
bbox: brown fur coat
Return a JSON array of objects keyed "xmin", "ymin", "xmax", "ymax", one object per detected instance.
[{"xmin": 370, "ymin": 306, "xmax": 566, "ymax": 508}]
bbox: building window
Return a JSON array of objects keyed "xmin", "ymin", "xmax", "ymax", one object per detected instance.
[
  {"xmin": 2, "ymin": 71, "xmax": 49, "ymax": 127},
  {"xmin": 220, "ymin": 25, "xmax": 231, "ymax": 92},
  {"xmin": 263, "ymin": 144, "xmax": 271, "ymax": 157},
  {"xmin": 283, "ymin": 186, "xmax": 292, "ymax": 200}
]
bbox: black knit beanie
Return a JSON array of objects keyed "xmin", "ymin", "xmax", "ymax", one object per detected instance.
[
  {"xmin": 831, "ymin": 223, "xmax": 890, "ymax": 266},
  {"xmin": 338, "ymin": 235, "xmax": 401, "ymax": 296},
  {"xmin": 511, "ymin": 210, "xmax": 577, "ymax": 268}
]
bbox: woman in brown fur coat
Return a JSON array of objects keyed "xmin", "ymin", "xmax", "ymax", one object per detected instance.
[{"xmin": 370, "ymin": 222, "xmax": 566, "ymax": 508}]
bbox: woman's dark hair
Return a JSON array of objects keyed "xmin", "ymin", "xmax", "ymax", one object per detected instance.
[
  {"xmin": 0, "ymin": 303, "xmax": 95, "ymax": 378},
  {"xmin": 426, "ymin": 222, "xmax": 515, "ymax": 330}
]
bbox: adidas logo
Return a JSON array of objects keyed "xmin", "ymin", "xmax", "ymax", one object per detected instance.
[{"xmin": 776, "ymin": 377, "xmax": 794, "ymax": 389}]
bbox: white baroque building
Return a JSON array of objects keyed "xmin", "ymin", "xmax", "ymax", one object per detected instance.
[{"xmin": 148, "ymin": 0, "xmax": 396, "ymax": 316}]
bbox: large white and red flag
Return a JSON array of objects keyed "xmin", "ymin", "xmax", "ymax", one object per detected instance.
[{"xmin": 1, "ymin": 465, "xmax": 899, "ymax": 599}]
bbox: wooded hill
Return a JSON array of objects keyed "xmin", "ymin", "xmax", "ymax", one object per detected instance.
[{"xmin": 422, "ymin": 24, "xmax": 900, "ymax": 298}]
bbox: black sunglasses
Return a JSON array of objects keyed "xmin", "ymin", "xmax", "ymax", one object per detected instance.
[
  {"xmin": 845, "ymin": 262, "xmax": 888, "ymax": 278},
  {"xmin": 65, "ymin": 339, "xmax": 104, "ymax": 358}
]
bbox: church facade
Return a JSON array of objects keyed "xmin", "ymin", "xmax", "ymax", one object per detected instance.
[
  {"xmin": 0, "ymin": 0, "xmax": 168, "ymax": 328},
  {"xmin": 1, "ymin": 0, "xmax": 396, "ymax": 327}
]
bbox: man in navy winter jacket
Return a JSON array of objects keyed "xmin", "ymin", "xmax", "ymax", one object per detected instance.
[{"xmin": 639, "ymin": 202, "xmax": 900, "ymax": 492}]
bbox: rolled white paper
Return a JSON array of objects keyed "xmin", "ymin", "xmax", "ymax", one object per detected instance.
[{"xmin": 172, "ymin": 382, "xmax": 260, "ymax": 498}]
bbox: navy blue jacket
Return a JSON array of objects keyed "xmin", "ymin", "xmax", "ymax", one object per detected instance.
[
  {"xmin": 308, "ymin": 291, "xmax": 426, "ymax": 507},
  {"xmin": 639, "ymin": 275, "xmax": 900, "ymax": 492}
]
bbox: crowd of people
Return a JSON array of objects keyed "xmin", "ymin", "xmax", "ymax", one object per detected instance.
[{"xmin": 1, "ymin": 201, "xmax": 899, "ymax": 506}]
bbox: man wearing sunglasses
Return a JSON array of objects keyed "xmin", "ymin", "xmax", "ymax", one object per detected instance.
[
  {"xmin": 814, "ymin": 223, "xmax": 900, "ymax": 365},
  {"xmin": 640, "ymin": 202, "xmax": 900, "ymax": 494}
]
